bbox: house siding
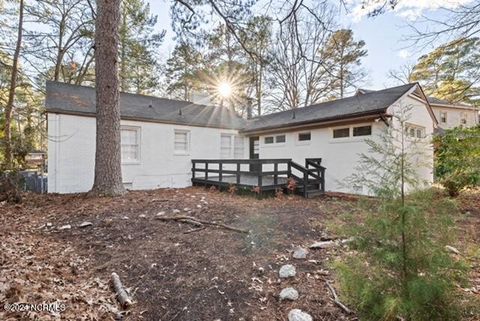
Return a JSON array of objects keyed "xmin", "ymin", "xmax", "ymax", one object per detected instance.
[
  {"xmin": 48, "ymin": 113, "xmax": 244, "ymax": 193},
  {"xmin": 431, "ymin": 105, "xmax": 479, "ymax": 129}
]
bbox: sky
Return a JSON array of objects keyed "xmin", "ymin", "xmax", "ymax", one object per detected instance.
[{"xmin": 146, "ymin": 0, "xmax": 472, "ymax": 90}]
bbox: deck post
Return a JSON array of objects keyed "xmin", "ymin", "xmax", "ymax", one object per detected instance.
[
  {"xmin": 257, "ymin": 162, "xmax": 263, "ymax": 187},
  {"xmin": 192, "ymin": 161, "xmax": 196, "ymax": 179},
  {"xmin": 205, "ymin": 162, "xmax": 209, "ymax": 181},
  {"xmin": 219, "ymin": 161, "xmax": 223, "ymax": 183},
  {"xmin": 236, "ymin": 163, "xmax": 240, "ymax": 184},
  {"xmin": 303, "ymin": 171, "xmax": 308, "ymax": 198},
  {"xmin": 274, "ymin": 162, "xmax": 278, "ymax": 185}
]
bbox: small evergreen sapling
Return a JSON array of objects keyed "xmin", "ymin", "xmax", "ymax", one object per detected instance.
[{"xmin": 337, "ymin": 104, "xmax": 467, "ymax": 321}]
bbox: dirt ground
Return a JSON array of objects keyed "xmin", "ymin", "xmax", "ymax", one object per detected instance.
[{"xmin": 0, "ymin": 187, "xmax": 479, "ymax": 321}]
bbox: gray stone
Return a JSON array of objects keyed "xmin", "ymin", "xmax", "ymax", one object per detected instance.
[
  {"xmin": 309, "ymin": 241, "xmax": 336, "ymax": 249},
  {"xmin": 279, "ymin": 287, "xmax": 299, "ymax": 301},
  {"xmin": 293, "ymin": 247, "xmax": 308, "ymax": 259},
  {"xmin": 78, "ymin": 221, "xmax": 93, "ymax": 228},
  {"xmin": 58, "ymin": 224, "xmax": 71, "ymax": 230},
  {"xmin": 156, "ymin": 211, "xmax": 166, "ymax": 216},
  {"xmin": 288, "ymin": 309, "xmax": 313, "ymax": 321},
  {"xmin": 279, "ymin": 264, "xmax": 296, "ymax": 278},
  {"xmin": 173, "ymin": 209, "xmax": 181, "ymax": 214},
  {"xmin": 139, "ymin": 214, "xmax": 147, "ymax": 218}
]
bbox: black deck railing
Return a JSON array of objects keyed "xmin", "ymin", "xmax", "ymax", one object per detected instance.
[
  {"xmin": 192, "ymin": 158, "xmax": 326, "ymax": 197},
  {"xmin": 192, "ymin": 158, "xmax": 291, "ymax": 191}
]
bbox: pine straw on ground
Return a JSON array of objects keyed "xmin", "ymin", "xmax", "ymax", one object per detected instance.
[{"xmin": 0, "ymin": 187, "xmax": 478, "ymax": 321}]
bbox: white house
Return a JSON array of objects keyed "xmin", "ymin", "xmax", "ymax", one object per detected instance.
[
  {"xmin": 427, "ymin": 97, "xmax": 479, "ymax": 129},
  {"xmin": 46, "ymin": 81, "xmax": 438, "ymax": 195}
]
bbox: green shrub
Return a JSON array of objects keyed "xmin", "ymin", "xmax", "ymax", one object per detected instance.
[{"xmin": 434, "ymin": 126, "xmax": 480, "ymax": 196}]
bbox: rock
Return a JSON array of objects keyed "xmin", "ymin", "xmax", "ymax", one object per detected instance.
[
  {"xmin": 173, "ymin": 209, "xmax": 180, "ymax": 214},
  {"xmin": 309, "ymin": 240, "xmax": 336, "ymax": 249},
  {"xmin": 196, "ymin": 205, "xmax": 202, "ymax": 209},
  {"xmin": 445, "ymin": 245, "xmax": 460, "ymax": 255},
  {"xmin": 46, "ymin": 222, "xmax": 53, "ymax": 227},
  {"xmin": 279, "ymin": 264, "xmax": 296, "ymax": 278},
  {"xmin": 139, "ymin": 214, "xmax": 147, "ymax": 218},
  {"xmin": 58, "ymin": 224, "xmax": 71, "ymax": 230},
  {"xmin": 288, "ymin": 309, "xmax": 313, "ymax": 321},
  {"xmin": 78, "ymin": 221, "xmax": 93, "ymax": 228},
  {"xmin": 279, "ymin": 287, "xmax": 299, "ymax": 301},
  {"xmin": 183, "ymin": 207, "xmax": 191, "ymax": 212},
  {"xmin": 156, "ymin": 211, "xmax": 165, "ymax": 216},
  {"xmin": 122, "ymin": 216, "xmax": 129, "ymax": 220},
  {"xmin": 293, "ymin": 247, "xmax": 308, "ymax": 259}
]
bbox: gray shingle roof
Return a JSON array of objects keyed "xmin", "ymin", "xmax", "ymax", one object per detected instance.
[
  {"xmin": 242, "ymin": 83, "xmax": 416, "ymax": 133},
  {"xmin": 45, "ymin": 81, "xmax": 246, "ymax": 130}
]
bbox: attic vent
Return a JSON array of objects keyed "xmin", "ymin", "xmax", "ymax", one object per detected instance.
[
  {"xmin": 178, "ymin": 108, "xmax": 182, "ymax": 116},
  {"xmin": 292, "ymin": 110, "xmax": 296, "ymax": 119}
]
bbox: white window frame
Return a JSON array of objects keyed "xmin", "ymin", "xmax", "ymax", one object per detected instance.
[
  {"xmin": 221, "ymin": 134, "xmax": 244, "ymax": 159},
  {"xmin": 352, "ymin": 125, "xmax": 372, "ymax": 137},
  {"xmin": 275, "ymin": 134, "xmax": 286, "ymax": 144},
  {"xmin": 264, "ymin": 136, "xmax": 274, "ymax": 144},
  {"xmin": 174, "ymin": 129, "xmax": 190, "ymax": 155},
  {"xmin": 332, "ymin": 127, "xmax": 351, "ymax": 139},
  {"xmin": 234, "ymin": 135, "xmax": 244, "ymax": 158},
  {"xmin": 220, "ymin": 133, "xmax": 233, "ymax": 159},
  {"xmin": 405, "ymin": 123, "xmax": 426, "ymax": 139},
  {"xmin": 440, "ymin": 111, "xmax": 447, "ymax": 123},
  {"xmin": 121, "ymin": 126, "xmax": 141, "ymax": 164}
]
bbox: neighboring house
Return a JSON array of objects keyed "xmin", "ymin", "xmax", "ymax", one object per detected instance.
[
  {"xmin": 46, "ymin": 81, "xmax": 437, "ymax": 195},
  {"xmin": 427, "ymin": 97, "xmax": 479, "ymax": 129}
]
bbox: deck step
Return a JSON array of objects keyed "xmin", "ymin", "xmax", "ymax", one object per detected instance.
[{"xmin": 305, "ymin": 189, "xmax": 325, "ymax": 198}]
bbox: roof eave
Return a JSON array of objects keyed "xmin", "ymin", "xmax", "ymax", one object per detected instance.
[{"xmin": 240, "ymin": 109, "xmax": 389, "ymax": 135}]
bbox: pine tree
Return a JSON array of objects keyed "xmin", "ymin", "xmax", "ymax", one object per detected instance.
[
  {"xmin": 165, "ymin": 43, "xmax": 204, "ymax": 101},
  {"xmin": 321, "ymin": 29, "xmax": 367, "ymax": 99},
  {"xmin": 119, "ymin": 0, "xmax": 164, "ymax": 94},
  {"xmin": 337, "ymin": 103, "xmax": 467, "ymax": 321},
  {"xmin": 411, "ymin": 37, "xmax": 480, "ymax": 106},
  {"xmin": 90, "ymin": 0, "xmax": 125, "ymax": 196}
]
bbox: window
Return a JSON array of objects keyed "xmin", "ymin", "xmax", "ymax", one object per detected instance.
[
  {"xmin": 416, "ymin": 129, "xmax": 423, "ymax": 138},
  {"xmin": 405, "ymin": 124, "xmax": 425, "ymax": 139},
  {"xmin": 275, "ymin": 135, "xmax": 286, "ymax": 143},
  {"xmin": 333, "ymin": 127, "xmax": 350, "ymax": 138},
  {"xmin": 440, "ymin": 111, "xmax": 447, "ymax": 123},
  {"xmin": 298, "ymin": 132, "xmax": 311, "ymax": 141},
  {"xmin": 121, "ymin": 126, "xmax": 140, "ymax": 163},
  {"xmin": 353, "ymin": 125, "xmax": 372, "ymax": 137},
  {"xmin": 221, "ymin": 134, "xmax": 244, "ymax": 158},
  {"xmin": 460, "ymin": 112, "xmax": 467, "ymax": 125},
  {"xmin": 220, "ymin": 134, "xmax": 232, "ymax": 158},
  {"xmin": 234, "ymin": 136, "xmax": 244, "ymax": 158},
  {"xmin": 409, "ymin": 128, "xmax": 415, "ymax": 137},
  {"xmin": 174, "ymin": 130, "xmax": 190, "ymax": 155},
  {"xmin": 264, "ymin": 136, "xmax": 274, "ymax": 144}
]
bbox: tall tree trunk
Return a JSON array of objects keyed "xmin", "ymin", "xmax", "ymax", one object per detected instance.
[
  {"xmin": 120, "ymin": 4, "xmax": 127, "ymax": 92},
  {"xmin": 3, "ymin": 0, "xmax": 24, "ymax": 169},
  {"xmin": 90, "ymin": 0, "xmax": 125, "ymax": 196}
]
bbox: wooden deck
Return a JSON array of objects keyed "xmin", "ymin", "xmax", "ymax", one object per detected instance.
[
  {"xmin": 191, "ymin": 158, "xmax": 326, "ymax": 197},
  {"xmin": 193, "ymin": 174, "xmax": 289, "ymax": 190}
]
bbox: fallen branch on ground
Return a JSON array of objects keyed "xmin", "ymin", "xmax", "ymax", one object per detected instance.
[
  {"xmin": 111, "ymin": 272, "xmax": 133, "ymax": 308},
  {"xmin": 326, "ymin": 281, "xmax": 352, "ymax": 314},
  {"xmin": 156, "ymin": 215, "xmax": 249, "ymax": 234}
]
